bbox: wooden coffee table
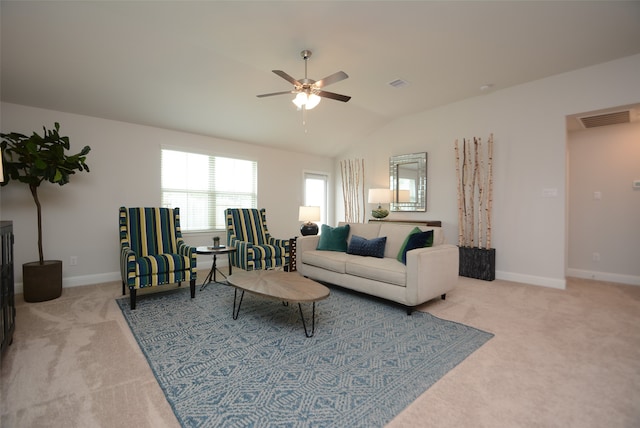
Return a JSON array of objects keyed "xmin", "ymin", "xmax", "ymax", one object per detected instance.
[{"xmin": 227, "ymin": 270, "xmax": 330, "ymax": 338}]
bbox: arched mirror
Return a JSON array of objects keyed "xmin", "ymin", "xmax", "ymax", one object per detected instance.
[{"xmin": 389, "ymin": 152, "xmax": 427, "ymax": 212}]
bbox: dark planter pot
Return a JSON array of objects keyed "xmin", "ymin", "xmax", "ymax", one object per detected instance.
[
  {"xmin": 23, "ymin": 260, "xmax": 63, "ymax": 302},
  {"xmin": 459, "ymin": 247, "xmax": 496, "ymax": 281}
]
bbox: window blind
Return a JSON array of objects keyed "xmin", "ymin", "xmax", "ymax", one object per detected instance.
[{"xmin": 161, "ymin": 149, "xmax": 257, "ymax": 231}]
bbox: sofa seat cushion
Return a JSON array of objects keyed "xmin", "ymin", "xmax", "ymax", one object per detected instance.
[
  {"xmin": 301, "ymin": 250, "xmax": 350, "ymax": 274},
  {"xmin": 345, "ymin": 256, "xmax": 406, "ymax": 287}
]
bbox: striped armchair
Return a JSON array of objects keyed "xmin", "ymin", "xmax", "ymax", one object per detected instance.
[
  {"xmin": 119, "ymin": 207, "xmax": 197, "ymax": 309},
  {"xmin": 225, "ymin": 208, "xmax": 289, "ymax": 271}
]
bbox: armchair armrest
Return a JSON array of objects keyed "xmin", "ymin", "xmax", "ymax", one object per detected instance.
[
  {"xmin": 267, "ymin": 236, "xmax": 290, "ymax": 252},
  {"xmin": 120, "ymin": 246, "xmax": 137, "ymax": 285},
  {"xmin": 177, "ymin": 240, "xmax": 198, "ymax": 269}
]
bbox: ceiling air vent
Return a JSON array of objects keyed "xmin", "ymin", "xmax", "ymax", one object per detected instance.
[
  {"xmin": 388, "ymin": 79, "xmax": 409, "ymax": 88},
  {"xmin": 579, "ymin": 110, "xmax": 630, "ymax": 129}
]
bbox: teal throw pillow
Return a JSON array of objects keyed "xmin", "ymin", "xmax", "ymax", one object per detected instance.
[
  {"xmin": 397, "ymin": 227, "xmax": 422, "ymax": 262},
  {"xmin": 397, "ymin": 227, "xmax": 435, "ymax": 264},
  {"xmin": 316, "ymin": 224, "xmax": 350, "ymax": 252},
  {"xmin": 347, "ymin": 235, "xmax": 387, "ymax": 258}
]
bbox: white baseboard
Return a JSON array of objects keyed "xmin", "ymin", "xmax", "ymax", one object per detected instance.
[
  {"xmin": 14, "ymin": 259, "xmax": 216, "ymax": 295},
  {"xmin": 566, "ymin": 268, "xmax": 640, "ymax": 286},
  {"xmin": 496, "ymin": 271, "xmax": 567, "ymax": 290}
]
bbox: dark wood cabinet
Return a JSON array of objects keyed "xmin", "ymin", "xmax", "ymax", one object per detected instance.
[{"xmin": 1, "ymin": 221, "xmax": 15, "ymax": 354}]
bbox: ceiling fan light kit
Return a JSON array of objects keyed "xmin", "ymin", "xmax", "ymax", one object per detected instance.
[{"xmin": 257, "ymin": 50, "xmax": 351, "ymax": 111}]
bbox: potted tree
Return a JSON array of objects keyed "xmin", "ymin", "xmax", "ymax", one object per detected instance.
[
  {"xmin": 1, "ymin": 123, "xmax": 90, "ymax": 302},
  {"xmin": 454, "ymin": 135, "xmax": 496, "ymax": 281}
]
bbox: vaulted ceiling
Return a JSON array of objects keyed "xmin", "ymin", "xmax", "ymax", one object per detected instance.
[{"xmin": 2, "ymin": 1, "xmax": 640, "ymax": 157}]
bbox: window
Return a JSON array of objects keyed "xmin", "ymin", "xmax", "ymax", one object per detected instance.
[
  {"xmin": 303, "ymin": 172, "xmax": 328, "ymax": 226},
  {"xmin": 161, "ymin": 148, "xmax": 257, "ymax": 231}
]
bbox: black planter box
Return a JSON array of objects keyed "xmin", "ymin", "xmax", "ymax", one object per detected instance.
[{"xmin": 459, "ymin": 247, "xmax": 495, "ymax": 281}]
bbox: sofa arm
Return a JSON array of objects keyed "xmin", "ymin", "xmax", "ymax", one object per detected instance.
[
  {"xmin": 405, "ymin": 244, "xmax": 459, "ymax": 305},
  {"xmin": 296, "ymin": 235, "xmax": 320, "ymax": 258}
]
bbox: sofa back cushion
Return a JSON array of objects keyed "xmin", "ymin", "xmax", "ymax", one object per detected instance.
[
  {"xmin": 339, "ymin": 222, "xmax": 380, "ymax": 241},
  {"xmin": 336, "ymin": 222, "xmax": 444, "ymax": 259}
]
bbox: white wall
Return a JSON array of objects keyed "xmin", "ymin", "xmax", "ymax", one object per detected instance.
[
  {"xmin": 334, "ymin": 54, "xmax": 640, "ymax": 289},
  {"xmin": 3, "ymin": 54, "xmax": 639, "ymax": 293},
  {"xmin": 567, "ymin": 122, "xmax": 640, "ymax": 285},
  {"xmin": 0, "ymin": 103, "xmax": 334, "ymax": 293}
]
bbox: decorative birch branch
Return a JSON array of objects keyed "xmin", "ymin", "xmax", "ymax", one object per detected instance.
[
  {"xmin": 340, "ymin": 158, "xmax": 365, "ymax": 223},
  {"xmin": 486, "ymin": 134, "xmax": 494, "ymax": 249},
  {"xmin": 454, "ymin": 140, "xmax": 464, "ymax": 246},
  {"xmin": 455, "ymin": 134, "xmax": 494, "ymax": 249}
]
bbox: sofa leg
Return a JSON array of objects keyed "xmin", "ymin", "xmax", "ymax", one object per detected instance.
[
  {"xmin": 130, "ymin": 289, "xmax": 137, "ymax": 310},
  {"xmin": 190, "ymin": 279, "xmax": 196, "ymax": 299},
  {"xmin": 406, "ymin": 307, "xmax": 414, "ymax": 316},
  {"xmin": 122, "ymin": 281, "xmax": 125, "ymax": 296},
  {"xmin": 441, "ymin": 293, "xmax": 446, "ymax": 300}
]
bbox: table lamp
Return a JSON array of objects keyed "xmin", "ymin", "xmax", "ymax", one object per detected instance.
[
  {"xmin": 368, "ymin": 188, "xmax": 392, "ymax": 219},
  {"xmin": 299, "ymin": 206, "xmax": 321, "ymax": 236}
]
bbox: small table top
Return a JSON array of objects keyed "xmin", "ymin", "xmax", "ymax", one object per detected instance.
[
  {"xmin": 196, "ymin": 246, "xmax": 236, "ymax": 254},
  {"xmin": 227, "ymin": 270, "xmax": 330, "ymax": 303}
]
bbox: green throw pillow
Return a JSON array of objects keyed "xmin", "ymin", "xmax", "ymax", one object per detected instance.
[
  {"xmin": 397, "ymin": 227, "xmax": 435, "ymax": 263},
  {"xmin": 317, "ymin": 224, "xmax": 350, "ymax": 252}
]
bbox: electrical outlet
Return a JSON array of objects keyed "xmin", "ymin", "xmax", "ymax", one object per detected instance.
[{"xmin": 70, "ymin": 256, "xmax": 78, "ymax": 266}]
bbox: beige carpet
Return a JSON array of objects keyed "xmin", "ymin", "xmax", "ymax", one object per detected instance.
[{"xmin": 1, "ymin": 276, "xmax": 639, "ymax": 427}]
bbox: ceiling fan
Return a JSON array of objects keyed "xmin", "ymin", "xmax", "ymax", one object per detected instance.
[{"xmin": 257, "ymin": 50, "xmax": 351, "ymax": 110}]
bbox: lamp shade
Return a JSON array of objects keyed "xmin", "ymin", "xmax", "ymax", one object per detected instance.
[
  {"xmin": 368, "ymin": 188, "xmax": 392, "ymax": 204},
  {"xmin": 292, "ymin": 92, "xmax": 307, "ymax": 109},
  {"xmin": 292, "ymin": 92, "xmax": 322, "ymax": 110},
  {"xmin": 298, "ymin": 206, "xmax": 321, "ymax": 222},
  {"xmin": 305, "ymin": 94, "xmax": 321, "ymax": 109}
]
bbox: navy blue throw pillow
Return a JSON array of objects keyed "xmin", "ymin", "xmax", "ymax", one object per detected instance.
[
  {"xmin": 399, "ymin": 231, "xmax": 431, "ymax": 264},
  {"xmin": 347, "ymin": 235, "xmax": 387, "ymax": 258}
]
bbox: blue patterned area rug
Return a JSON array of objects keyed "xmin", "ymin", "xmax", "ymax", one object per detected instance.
[{"xmin": 117, "ymin": 283, "xmax": 493, "ymax": 427}]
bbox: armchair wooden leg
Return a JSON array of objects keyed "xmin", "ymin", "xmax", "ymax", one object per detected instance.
[
  {"xmin": 190, "ymin": 278, "xmax": 196, "ymax": 299},
  {"xmin": 130, "ymin": 289, "xmax": 137, "ymax": 310},
  {"xmin": 122, "ymin": 281, "xmax": 125, "ymax": 296}
]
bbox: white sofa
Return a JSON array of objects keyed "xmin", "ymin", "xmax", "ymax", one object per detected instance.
[{"xmin": 296, "ymin": 221, "xmax": 459, "ymax": 313}]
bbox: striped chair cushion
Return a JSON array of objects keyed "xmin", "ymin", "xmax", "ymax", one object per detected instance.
[
  {"xmin": 227, "ymin": 209, "xmax": 267, "ymax": 245},
  {"xmin": 136, "ymin": 253, "xmax": 191, "ymax": 276},
  {"xmin": 127, "ymin": 207, "xmax": 180, "ymax": 256}
]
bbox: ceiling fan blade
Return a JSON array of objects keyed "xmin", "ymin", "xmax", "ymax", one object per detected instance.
[
  {"xmin": 256, "ymin": 90, "xmax": 294, "ymax": 98},
  {"xmin": 272, "ymin": 70, "xmax": 301, "ymax": 86},
  {"xmin": 315, "ymin": 71, "xmax": 348, "ymax": 88},
  {"xmin": 317, "ymin": 90, "xmax": 351, "ymax": 103}
]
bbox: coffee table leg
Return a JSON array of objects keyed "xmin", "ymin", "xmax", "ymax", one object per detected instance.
[
  {"xmin": 298, "ymin": 302, "xmax": 316, "ymax": 338},
  {"xmin": 232, "ymin": 288, "xmax": 245, "ymax": 320}
]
